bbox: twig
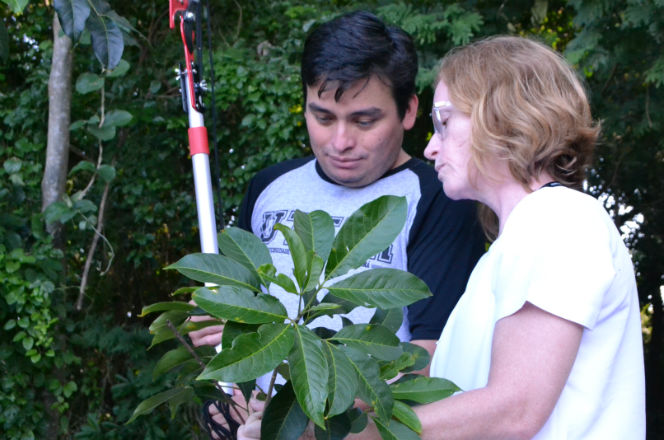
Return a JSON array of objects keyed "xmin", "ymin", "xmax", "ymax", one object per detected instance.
[
  {"xmin": 166, "ymin": 319, "xmax": 210, "ymax": 371},
  {"xmin": 76, "ymin": 176, "xmax": 111, "ymax": 310},
  {"xmin": 265, "ymin": 368, "xmax": 279, "ymax": 408},
  {"xmin": 166, "ymin": 320, "xmax": 248, "ymax": 422}
]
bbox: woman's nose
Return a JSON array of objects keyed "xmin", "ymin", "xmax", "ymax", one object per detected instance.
[{"xmin": 424, "ymin": 136, "xmax": 440, "ymax": 160}]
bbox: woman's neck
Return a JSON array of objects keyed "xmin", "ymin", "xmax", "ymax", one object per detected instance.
[{"xmin": 482, "ymin": 173, "xmax": 555, "ymax": 236}]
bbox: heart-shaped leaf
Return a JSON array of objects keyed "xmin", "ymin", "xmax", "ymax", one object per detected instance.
[{"xmin": 54, "ymin": 0, "xmax": 91, "ymax": 41}]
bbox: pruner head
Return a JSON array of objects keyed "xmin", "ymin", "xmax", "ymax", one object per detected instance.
[{"xmin": 169, "ymin": 0, "xmax": 189, "ymax": 29}]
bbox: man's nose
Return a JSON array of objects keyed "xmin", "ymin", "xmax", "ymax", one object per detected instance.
[{"xmin": 331, "ymin": 123, "xmax": 356, "ymax": 151}]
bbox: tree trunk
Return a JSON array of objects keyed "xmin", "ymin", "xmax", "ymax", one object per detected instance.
[{"xmin": 42, "ymin": 14, "xmax": 72, "ymax": 237}]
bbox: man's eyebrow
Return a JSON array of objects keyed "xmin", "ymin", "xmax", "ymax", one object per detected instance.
[
  {"xmin": 307, "ymin": 103, "xmax": 384, "ymax": 118},
  {"xmin": 307, "ymin": 103, "xmax": 332, "ymax": 114},
  {"xmin": 349, "ymin": 108, "xmax": 383, "ymax": 118}
]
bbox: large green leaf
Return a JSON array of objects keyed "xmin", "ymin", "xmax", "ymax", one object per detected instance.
[
  {"xmin": 148, "ymin": 310, "xmax": 188, "ymax": 335},
  {"xmin": 325, "ymin": 196, "xmax": 407, "ymax": 279},
  {"xmin": 327, "ymin": 268, "xmax": 431, "ymax": 309},
  {"xmin": 303, "ymin": 252, "xmax": 325, "ymax": 292},
  {"xmin": 391, "ymin": 400, "xmax": 422, "ymax": 435},
  {"xmin": 261, "ymin": 382, "xmax": 309, "ymax": 440},
  {"xmin": 379, "ymin": 349, "xmax": 416, "ymax": 381},
  {"xmin": 373, "ymin": 417, "xmax": 420, "ymax": 440},
  {"xmin": 221, "ymin": 321, "xmax": 259, "ymax": 351},
  {"xmin": 148, "ymin": 310, "xmax": 207, "ymax": 348},
  {"xmin": 2, "ymin": 0, "xmax": 29, "ymax": 14},
  {"xmin": 314, "ymin": 411, "xmax": 352, "ymax": 440},
  {"xmin": 259, "ymin": 264, "xmax": 299, "ymax": 294},
  {"xmin": 343, "ymin": 348, "xmax": 393, "ymax": 422},
  {"xmin": 166, "ymin": 253, "xmax": 261, "ymax": 292},
  {"xmin": 198, "ymin": 324, "xmax": 294, "ymax": 383},
  {"xmin": 293, "ymin": 210, "xmax": 335, "ymax": 263},
  {"xmin": 219, "ymin": 227, "xmax": 273, "ymax": 284},
  {"xmin": 103, "ymin": 109, "xmax": 133, "ymax": 127},
  {"xmin": 274, "ymin": 223, "xmax": 308, "ymax": 290},
  {"xmin": 288, "ymin": 325, "xmax": 328, "ymax": 428},
  {"xmin": 370, "ymin": 308, "xmax": 403, "ymax": 334},
  {"xmin": 54, "ymin": 0, "xmax": 90, "ymax": 41},
  {"xmin": 139, "ymin": 301, "xmax": 194, "ymax": 317},
  {"xmin": 86, "ymin": 0, "xmax": 124, "ymax": 69},
  {"xmin": 126, "ymin": 386, "xmax": 194, "ymax": 424},
  {"xmin": 75, "ymin": 72, "xmax": 104, "ymax": 94},
  {"xmin": 322, "ymin": 342, "xmax": 358, "ymax": 417},
  {"xmin": 193, "ymin": 286, "xmax": 288, "ymax": 324},
  {"xmin": 330, "ymin": 324, "xmax": 403, "ymax": 361},
  {"xmin": 0, "ymin": 20, "xmax": 7, "ymax": 63},
  {"xmin": 390, "ymin": 375, "xmax": 460, "ymax": 404},
  {"xmin": 400, "ymin": 343, "xmax": 431, "ymax": 373},
  {"xmin": 152, "ymin": 346, "xmax": 198, "ymax": 379}
]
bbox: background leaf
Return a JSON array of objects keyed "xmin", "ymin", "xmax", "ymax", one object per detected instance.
[
  {"xmin": 126, "ymin": 387, "xmax": 194, "ymax": 424},
  {"xmin": 3, "ymin": 0, "xmax": 29, "ymax": 14},
  {"xmin": 86, "ymin": 0, "xmax": 124, "ymax": 69},
  {"xmin": 75, "ymin": 72, "xmax": 104, "ymax": 94},
  {"xmin": 103, "ymin": 109, "xmax": 133, "ymax": 127},
  {"xmin": 54, "ymin": 0, "xmax": 91, "ymax": 41}
]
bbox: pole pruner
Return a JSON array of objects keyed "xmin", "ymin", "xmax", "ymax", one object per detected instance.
[{"xmin": 170, "ymin": 0, "xmax": 218, "ymax": 255}]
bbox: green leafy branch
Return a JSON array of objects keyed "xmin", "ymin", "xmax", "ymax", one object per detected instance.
[{"xmin": 134, "ymin": 196, "xmax": 460, "ymax": 439}]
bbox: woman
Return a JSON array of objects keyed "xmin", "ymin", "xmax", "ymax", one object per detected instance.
[
  {"xmin": 405, "ymin": 35, "xmax": 644, "ymax": 439},
  {"xmin": 239, "ymin": 36, "xmax": 646, "ymax": 439}
]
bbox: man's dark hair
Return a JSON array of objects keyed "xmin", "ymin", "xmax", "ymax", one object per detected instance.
[{"xmin": 301, "ymin": 10, "xmax": 418, "ymax": 120}]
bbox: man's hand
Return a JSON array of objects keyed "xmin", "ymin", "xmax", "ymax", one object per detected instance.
[
  {"xmin": 235, "ymin": 395, "xmax": 266, "ymax": 440},
  {"xmin": 188, "ymin": 314, "xmax": 224, "ymax": 347},
  {"xmin": 187, "ymin": 300, "xmax": 224, "ymax": 347}
]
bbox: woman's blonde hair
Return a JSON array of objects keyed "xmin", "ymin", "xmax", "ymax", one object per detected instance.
[{"xmin": 437, "ymin": 36, "xmax": 600, "ymax": 239}]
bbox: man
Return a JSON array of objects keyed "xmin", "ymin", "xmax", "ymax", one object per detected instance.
[{"xmin": 192, "ymin": 10, "xmax": 485, "ymax": 438}]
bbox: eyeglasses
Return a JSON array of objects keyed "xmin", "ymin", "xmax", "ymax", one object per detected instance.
[{"xmin": 431, "ymin": 100, "xmax": 452, "ymax": 140}]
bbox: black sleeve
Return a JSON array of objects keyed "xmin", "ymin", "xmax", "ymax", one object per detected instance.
[
  {"xmin": 406, "ymin": 162, "xmax": 486, "ymax": 341},
  {"xmin": 237, "ymin": 156, "xmax": 315, "ymax": 233}
]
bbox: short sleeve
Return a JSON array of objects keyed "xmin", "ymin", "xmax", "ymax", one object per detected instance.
[{"xmin": 492, "ymin": 189, "xmax": 616, "ymax": 329}]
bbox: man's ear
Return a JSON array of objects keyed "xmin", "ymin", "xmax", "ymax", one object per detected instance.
[{"xmin": 402, "ymin": 94, "xmax": 418, "ymax": 130}]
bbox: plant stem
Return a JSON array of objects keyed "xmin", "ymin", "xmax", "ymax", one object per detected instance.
[{"xmin": 265, "ymin": 368, "xmax": 279, "ymax": 408}]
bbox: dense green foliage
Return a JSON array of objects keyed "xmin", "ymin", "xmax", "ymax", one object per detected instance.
[{"xmin": 1, "ymin": 0, "xmax": 662, "ymax": 438}]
